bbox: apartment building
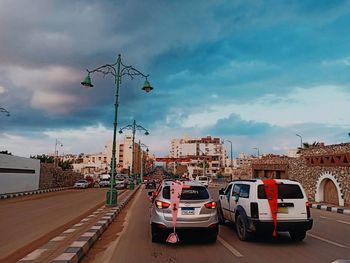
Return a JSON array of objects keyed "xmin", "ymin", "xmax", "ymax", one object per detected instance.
[{"xmin": 169, "ymin": 136, "xmax": 227, "ymax": 177}]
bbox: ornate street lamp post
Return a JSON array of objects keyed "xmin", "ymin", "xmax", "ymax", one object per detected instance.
[
  {"xmin": 81, "ymin": 54, "xmax": 153, "ymax": 206},
  {"xmin": 119, "ymin": 120, "xmax": 149, "ymax": 189}
]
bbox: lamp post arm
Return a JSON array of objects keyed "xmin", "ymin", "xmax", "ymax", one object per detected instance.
[
  {"xmin": 121, "ymin": 65, "xmax": 149, "ymax": 79},
  {"xmin": 87, "ymin": 64, "xmax": 118, "ymax": 78},
  {"xmin": 135, "ymin": 124, "xmax": 149, "ymax": 133},
  {"xmin": 119, "ymin": 124, "xmax": 134, "ymax": 131}
]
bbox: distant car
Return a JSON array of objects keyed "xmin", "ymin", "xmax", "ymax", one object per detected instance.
[
  {"xmin": 74, "ymin": 180, "xmax": 89, "ymax": 189},
  {"xmin": 196, "ymin": 176, "xmax": 209, "ymax": 187},
  {"xmin": 149, "ymin": 180, "xmax": 218, "ymax": 243},
  {"xmin": 145, "ymin": 180, "xmax": 156, "ymax": 189},
  {"xmin": 115, "ymin": 177, "xmax": 127, "ymax": 189},
  {"xmin": 85, "ymin": 176, "xmax": 95, "ymax": 188},
  {"xmin": 99, "ymin": 178, "xmax": 110, "ymax": 188}
]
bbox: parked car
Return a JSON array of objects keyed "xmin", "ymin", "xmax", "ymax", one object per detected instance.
[
  {"xmin": 74, "ymin": 179, "xmax": 89, "ymax": 189},
  {"xmin": 149, "ymin": 180, "xmax": 218, "ymax": 243},
  {"xmin": 85, "ymin": 176, "xmax": 95, "ymax": 188},
  {"xmin": 115, "ymin": 177, "xmax": 127, "ymax": 189},
  {"xmin": 217, "ymin": 179, "xmax": 313, "ymax": 241},
  {"xmin": 196, "ymin": 176, "xmax": 209, "ymax": 187},
  {"xmin": 145, "ymin": 180, "xmax": 156, "ymax": 189},
  {"xmin": 99, "ymin": 178, "xmax": 110, "ymax": 188}
]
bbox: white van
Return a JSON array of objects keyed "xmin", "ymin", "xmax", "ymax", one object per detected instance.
[{"xmin": 196, "ymin": 176, "xmax": 209, "ymax": 188}]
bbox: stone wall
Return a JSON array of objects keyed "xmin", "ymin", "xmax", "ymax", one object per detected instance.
[
  {"xmin": 250, "ymin": 144, "xmax": 350, "ymax": 207},
  {"xmin": 39, "ymin": 163, "xmax": 83, "ymax": 189}
]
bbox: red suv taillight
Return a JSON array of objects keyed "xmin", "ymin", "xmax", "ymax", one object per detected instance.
[
  {"xmin": 155, "ymin": 200, "xmax": 170, "ymax": 209},
  {"xmin": 250, "ymin": 202, "xmax": 259, "ymax": 219},
  {"xmin": 306, "ymin": 202, "xmax": 311, "ymax": 219},
  {"xmin": 204, "ymin": 201, "xmax": 217, "ymax": 209}
]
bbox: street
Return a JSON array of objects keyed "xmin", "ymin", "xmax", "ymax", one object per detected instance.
[
  {"xmin": 83, "ymin": 186, "xmax": 350, "ymax": 263},
  {"xmin": 0, "ymin": 188, "xmax": 107, "ymax": 262}
]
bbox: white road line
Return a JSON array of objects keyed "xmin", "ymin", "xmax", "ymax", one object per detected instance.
[
  {"xmin": 337, "ymin": 220, "xmax": 350, "ymax": 225},
  {"xmin": 217, "ymin": 236, "xmax": 244, "ymax": 257},
  {"xmin": 319, "ymin": 216, "xmax": 330, "ymax": 219},
  {"xmin": 307, "ymin": 233, "xmax": 346, "ymax": 248}
]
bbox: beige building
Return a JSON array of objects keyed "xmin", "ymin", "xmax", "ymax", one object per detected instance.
[
  {"xmin": 71, "ymin": 135, "xmax": 150, "ymax": 176},
  {"xmin": 169, "ymin": 136, "xmax": 228, "ymax": 178}
]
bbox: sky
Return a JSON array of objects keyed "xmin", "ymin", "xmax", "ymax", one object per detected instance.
[{"xmin": 1, "ymin": 0, "xmax": 350, "ymax": 158}]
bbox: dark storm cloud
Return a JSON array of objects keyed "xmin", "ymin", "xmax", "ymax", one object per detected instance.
[{"xmin": 1, "ymin": 0, "xmax": 350, "ymax": 152}]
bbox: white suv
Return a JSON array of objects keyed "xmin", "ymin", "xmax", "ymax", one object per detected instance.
[{"xmin": 217, "ymin": 179, "xmax": 313, "ymax": 241}]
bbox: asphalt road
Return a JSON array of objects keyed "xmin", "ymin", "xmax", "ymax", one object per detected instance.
[
  {"xmin": 86, "ymin": 186, "xmax": 350, "ymax": 263},
  {"xmin": 0, "ymin": 187, "xmax": 108, "ymax": 262}
]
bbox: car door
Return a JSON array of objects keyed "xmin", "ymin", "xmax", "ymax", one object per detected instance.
[
  {"xmin": 220, "ymin": 183, "xmax": 233, "ymax": 219},
  {"xmin": 229, "ymin": 184, "xmax": 241, "ymax": 221}
]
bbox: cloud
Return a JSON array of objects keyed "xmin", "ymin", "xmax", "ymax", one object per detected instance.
[
  {"xmin": 1, "ymin": 0, "xmax": 350, "ymax": 158},
  {"xmin": 208, "ymin": 113, "xmax": 272, "ymax": 136},
  {"xmin": 182, "ymin": 85, "xmax": 350, "ymax": 128},
  {"xmin": 0, "ymin": 85, "xmax": 6, "ymax": 94}
]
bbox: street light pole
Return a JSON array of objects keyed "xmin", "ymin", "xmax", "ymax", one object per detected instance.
[
  {"xmin": 81, "ymin": 54, "xmax": 153, "ymax": 206},
  {"xmin": 296, "ymin": 134, "xmax": 303, "ymax": 149},
  {"xmin": 119, "ymin": 120, "xmax": 149, "ymax": 189},
  {"xmin": 225, "ymin": 140, "xmax": 233, "ymax": 182},
  {"xmin": 54, "ymin": 139, "xmax": 63, "ymax": 168},
  {"xmin": 253, "ymin": 147, "xmax": 259, "ymax": 158},
  {"xmin": 138, "ymin": 140, "xmax": 149, "ymax": 183}
]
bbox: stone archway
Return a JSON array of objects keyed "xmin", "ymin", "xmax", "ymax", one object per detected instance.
[{"xmin": 315, "ymin": 172, "xmax": 344, "ymax": 206}]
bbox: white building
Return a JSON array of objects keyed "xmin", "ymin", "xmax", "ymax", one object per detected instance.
[{"xmin": 0, "ymin": 154, "xmax": 40, "ymax": 194}]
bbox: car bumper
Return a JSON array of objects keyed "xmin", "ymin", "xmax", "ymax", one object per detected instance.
[
  {"xmin": 247, "ymin": 218, "xmax": 313, "ymax": 233},
  {"xmin": 151, "ymin": 222, "xmax": 218, "ymax": 235},
  {"xmin": 151, "ymin": 212, "xmax": 218, "ymax": 229},
  {"xmin": 74, "ymin": 185, "xmax": 86, "ymax": 188}
]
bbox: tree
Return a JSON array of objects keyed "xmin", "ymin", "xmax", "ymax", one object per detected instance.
[
  {"xmin": 302, "ymin": 141, "xmax": 320, "ymax": 149},
  {"xmin": 58, "ymin": 159, "xmax": 73, "ymax": 171},
  {"xmin": 30, "ymin": 154, "xmax": 54, "ymax": 163},
  {"xmin": 0, "ymin": 150, "xmax": 12, "ymax": 155}
]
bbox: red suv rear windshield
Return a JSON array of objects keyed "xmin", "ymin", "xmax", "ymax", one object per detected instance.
[
  {"xmin": 162, "ymin": 186, "xmax": 209, "ymax": 200},
  {"xmin": 258, "ymin": 184, "xmax": 304, "ymax": 199}
]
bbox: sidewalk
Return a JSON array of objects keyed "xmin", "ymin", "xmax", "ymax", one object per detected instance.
[
  {"xmin": 0, "ymin": 187, "xmax": 71, "ymax": 200},
  {"xmin": 311, "ymin": 203, "xmax": 350, "ymax": 216}
]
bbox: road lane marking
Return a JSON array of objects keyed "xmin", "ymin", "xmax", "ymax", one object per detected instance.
[
  {"xmin": 337, "ymin": 220, "xmax": 350, "ymax": 225},
  {"xmin": 217, "ymin": 236, "xmax": 243, "ymax": 257},
  {"xmin": 319, "ymin": 216, "xmax": 329, "ymax": 220},
  {"xmin": 307, "ymin": 233, "xmax": 346, "ymax": 248}
]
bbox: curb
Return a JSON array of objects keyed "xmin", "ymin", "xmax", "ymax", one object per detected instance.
[
  {"xmin": 0, "ymin": 187, "xmax": 72, "ymax": 200},
  {"xmin": 51, "ymin": 185, "xmax": 140, "ymax": 263},
  {"xmin": 311, "ymin": 204, "xmax": 350, "ymax": 216}
]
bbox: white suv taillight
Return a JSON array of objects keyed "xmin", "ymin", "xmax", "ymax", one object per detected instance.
[{"xmin": 306, "ymin": 201, "xmax": 311, "ymax": 219}]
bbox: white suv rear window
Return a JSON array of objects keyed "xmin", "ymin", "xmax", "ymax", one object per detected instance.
[{"xmin": 257, "ymin": 184, "xmax": 304, "ymax": 199}]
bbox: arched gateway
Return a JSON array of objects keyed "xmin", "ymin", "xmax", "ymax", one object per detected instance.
[{"xmin": 315, "ymin": 172, "xmax": 344, "ymax": 206}]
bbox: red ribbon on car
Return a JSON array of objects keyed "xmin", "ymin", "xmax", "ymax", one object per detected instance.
[{"xmin": 262, "ymin": 179, "xmax": 278, "ymax": 237}]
